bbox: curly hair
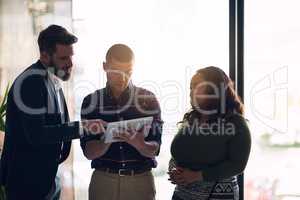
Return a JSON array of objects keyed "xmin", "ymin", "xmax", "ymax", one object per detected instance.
[{"xmin": 182, "ymin": 66, "xmax": 244, "ymax": 124}]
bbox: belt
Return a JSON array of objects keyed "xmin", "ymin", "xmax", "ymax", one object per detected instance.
[{"xmin": 96, "ymin": 167, "xmax": 151, "ymax": 176}]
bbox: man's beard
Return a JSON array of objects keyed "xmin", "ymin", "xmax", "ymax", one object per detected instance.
[{"xmin": 48, "ymin": 58, "xmax": 71, "ymax": 81}]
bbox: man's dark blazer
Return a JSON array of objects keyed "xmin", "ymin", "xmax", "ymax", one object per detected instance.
[{"xmin": 0, "ymin": 60, "xmax": 81, "ymax": 199}]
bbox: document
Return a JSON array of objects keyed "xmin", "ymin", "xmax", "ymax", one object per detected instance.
[{"xmin": 104, "ymin": 116, "xmax": 153, "ymax": 143}]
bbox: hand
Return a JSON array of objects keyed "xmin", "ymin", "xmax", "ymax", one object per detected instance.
[
  {"xmin": 115, "ymin": 126, "xmax": 147, "ymax": 149},
  {"xmin": 168, "ymin": 167, "xmax": 203, "ymax": 186},
  {"xmin": 82, "ymin": 119, "xmax": 107, "ymax": 135}
]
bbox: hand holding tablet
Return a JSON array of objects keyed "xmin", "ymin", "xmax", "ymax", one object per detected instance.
[{"xmin": 104, "ymin": 117, "xmax": 153, "ymax": 144}]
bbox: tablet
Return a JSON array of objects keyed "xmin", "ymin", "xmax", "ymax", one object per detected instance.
[{"xmin": 104, "ymin": 116, "xmax": 153, "ymax": 143}]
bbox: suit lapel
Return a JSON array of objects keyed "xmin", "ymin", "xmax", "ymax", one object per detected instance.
[
  {"xmin": 34, "ymin": 60, "xmax": 60, "ymax": 115},
  {"xmin": 45, "ymin": 78, "xmax": 60, "ymax": 115},
  {"xmin": 34, "ymin": 60, "xmax": 72, "ymax": 163},
  {"xmin": 58, "ymin": 88, "xmax": 72, "ymax": 163},
  {"xmin": 59, "ymin": 88, "xmax": 69, "ymax": 123}
]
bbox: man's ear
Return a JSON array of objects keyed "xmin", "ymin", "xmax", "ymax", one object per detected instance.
[
  {"xmin": 40, "ymin": 51, "xmax": 50, "ymax": 64},
  {"xmin": 103, "ymin": 62, "xmax": 108, "ymax": 72}
]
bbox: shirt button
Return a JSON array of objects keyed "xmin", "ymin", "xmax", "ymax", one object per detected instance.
[
  {"xmin": 120, "ymin": 146, "xmax": 123, "ymax": 150},
  {"xmin": 122, "ymin": 163, "xmax": 126, "ymax": 167}
]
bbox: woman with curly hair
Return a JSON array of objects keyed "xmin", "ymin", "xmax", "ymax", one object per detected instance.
[{"xmin": 168, "ymin": 66, "xmax": 251, "ymax": 200}]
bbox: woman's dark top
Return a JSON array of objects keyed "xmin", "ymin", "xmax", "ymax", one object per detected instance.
[{"xmin": 170, "ymin": 114, "xmax": 251, "ymax": 181}]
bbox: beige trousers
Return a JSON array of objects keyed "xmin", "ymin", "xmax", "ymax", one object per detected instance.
[{"xmin": 89, "ymin": 169, "xmax": 156, "ymax": 200}]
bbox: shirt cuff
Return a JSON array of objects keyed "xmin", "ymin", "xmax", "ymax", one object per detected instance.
[{"xmin": 79, "ymin": 122, "xmax": 84, "ymax": 138}]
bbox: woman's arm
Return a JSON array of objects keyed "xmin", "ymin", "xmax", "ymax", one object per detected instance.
[{"xmin": 201, "ymin": 116, "xmax": 251, "ymax": 181}]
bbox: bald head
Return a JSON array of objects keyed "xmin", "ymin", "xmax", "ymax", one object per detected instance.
[{"xmin": 105, "ymin": 44, "xmax": 134, "ymax": 63}]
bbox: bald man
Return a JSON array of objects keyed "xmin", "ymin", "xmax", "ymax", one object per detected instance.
[{"xmin": 80, "ymin": 44, "xmax": 163, "ymax": 200}]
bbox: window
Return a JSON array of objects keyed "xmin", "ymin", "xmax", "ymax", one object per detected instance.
[
  {"xmin": 72, "ymin": 0, "xmax": 229, "ymax": 199},
  {"xmin": 244, "ymin": 0, "xmax": 300, "ymax": 199}
]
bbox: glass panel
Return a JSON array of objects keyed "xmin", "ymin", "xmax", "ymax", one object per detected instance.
[
  {"xmin": 245, "ymin": 0, "xmax": 300, "ymax": 199},
  {"xmin": 72, "ymin": 0, "xmax": 229, "ymax": 199}
]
